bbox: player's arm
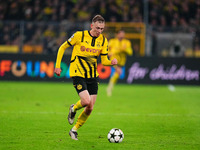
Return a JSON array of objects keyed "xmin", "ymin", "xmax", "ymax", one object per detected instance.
[
  {"xmin": 101, "ymin": 38, "xmax": 117, "ymax": 66},
  {"xmin": 123, "ymin": 40, "xmax": 133, "ymax": 56},
  {"xmin": 55, "ymin": 41, "xmax": 71, "ymax": 68},
  {"xmin": 54, "ymin": 41, "xmax": 71, "ymax": 76},
  {"xmin": 55, "ymin": 32, "xmax": 79, "ymax": 76}
]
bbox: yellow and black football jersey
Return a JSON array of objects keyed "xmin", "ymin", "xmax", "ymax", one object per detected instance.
[
  {"xmin": 55, "ymin": 30, "xmax": 112, "ymax": 78},
  {"xmin": 108, "ymin": 38, "xmax": 133, "ymax": 66}
]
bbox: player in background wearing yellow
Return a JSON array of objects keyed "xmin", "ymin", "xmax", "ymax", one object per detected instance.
[
  {"xmin": 54, "ymin": 15, "xmax": 117, "ymax": 140},
  {"xmin": 107, "ymin": 30, "xmax": 133, "ymax": 96}
]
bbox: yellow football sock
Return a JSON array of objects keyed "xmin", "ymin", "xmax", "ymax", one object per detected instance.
[
  {"xmin": 110, "ymin": 72, "xmax": 119, "ymax": 84},
  {"xmin": 72, "ymin": 110, "xmax": 89, "ymax": 131},
  {"xmin": 73, "ymin": 100, "xmax": 83, "ymax": 112},
  {"xmin": 107, "ymin": 72, "xmax": 120, "ymax": 96}
]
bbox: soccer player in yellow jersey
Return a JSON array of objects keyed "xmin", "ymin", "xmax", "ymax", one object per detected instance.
[
  {"xmin": 54, "ymin": 15, "xmax": 117, "ymax": 140},
  {"xmin": 107, "ymin": 30, "xmax": 133, "ymax": 96}
]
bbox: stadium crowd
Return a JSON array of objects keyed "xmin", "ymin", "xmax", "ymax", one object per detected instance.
[
  {"xmin": 0, "ymin": 0, "xmax": 199, "ymax": 55},
  {"xmin": 0, "ymin": 0, "xmax": 199, "ymax": 25}
]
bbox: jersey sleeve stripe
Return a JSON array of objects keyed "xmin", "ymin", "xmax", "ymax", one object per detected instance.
[
  {"xmin": 100, "ymin": 53, "xmax": 108, "ymax": 55},
  {"xmin": 67, "ymin": 40, "xmax": 72, "ymax": 46}
]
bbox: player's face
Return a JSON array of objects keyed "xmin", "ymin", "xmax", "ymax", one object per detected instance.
[
  {"xmin": 90, "ymin": 21, "xmax": 105, "ymax": 37},
  {"xmin": 117, "ymin": 31, "xmax": 125, "ymax": 41}
]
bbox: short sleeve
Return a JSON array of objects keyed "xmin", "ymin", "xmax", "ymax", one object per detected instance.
[{"xmin": 67, "ymin": 31, "xmax": 81, "ymax": 46}]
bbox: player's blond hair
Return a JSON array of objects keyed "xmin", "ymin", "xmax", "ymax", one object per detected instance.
[{"xmin": 92, "ymin": 15, "xmax": 105, "ymax": 23}]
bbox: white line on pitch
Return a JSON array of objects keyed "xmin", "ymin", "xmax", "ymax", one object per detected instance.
[{"xmin": 1, "ymin": 111, "xmax": 200, "ymax": 117}]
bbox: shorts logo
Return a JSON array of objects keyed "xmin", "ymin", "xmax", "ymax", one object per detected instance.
[{"xmin": 77, "ymin": 84, "xmax": 82, "ymax": 90}]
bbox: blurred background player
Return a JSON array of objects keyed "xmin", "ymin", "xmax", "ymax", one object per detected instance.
[
  {"xmin": 54, "ymin": 15, "xmax": 117, "ymax": 140},
  {"xmin": 107, "ymin": 30, "xmax": 133, "ymax": 96}
]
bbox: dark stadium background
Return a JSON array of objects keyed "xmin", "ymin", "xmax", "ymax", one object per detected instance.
[
  {"xmin": 0, "ymin": 1, "xmax": 200, "ymax": 150},
  {"xmin": 0, "ymin": 0, "xmax": 199, "ymax": 85}
]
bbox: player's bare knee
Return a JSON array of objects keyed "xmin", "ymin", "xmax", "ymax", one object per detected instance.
[
  {"xmin": 81, "ymin": 97, "xmax": 91, "ymax": 106},
  {"xmin": 84, "ymin": 100, "xmax": 90, "ymax": 106}
]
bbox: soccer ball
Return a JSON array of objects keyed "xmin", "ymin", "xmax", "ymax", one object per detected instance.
[{"xmin": 107, "ymin": 128, "xmax": 124, "ymax": 143}]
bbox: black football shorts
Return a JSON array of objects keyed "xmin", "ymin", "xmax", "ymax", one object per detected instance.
[{"xmin": 72, "ymin": 77, "xmax": 99, "ymax": 95}]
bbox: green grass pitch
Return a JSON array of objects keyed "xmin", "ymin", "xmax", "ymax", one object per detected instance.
[{"xmin": 0, "ymin": 81, "xmax": 200, "ymax": 150}]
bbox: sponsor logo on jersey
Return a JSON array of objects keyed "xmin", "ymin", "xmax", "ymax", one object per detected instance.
[{"xmin": 80, "ymin": 46, "xmax": 100, "ymax": 53}]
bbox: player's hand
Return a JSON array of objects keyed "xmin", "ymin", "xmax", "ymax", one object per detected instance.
[
  {"xmin": 108, "ymin": 52, "xmax": 113, "ymax": 57},
  {"xmin": 54, "ymin": 68, "xmax": 61, "ymax": 76},
  {"xmin": 111, "ymin": 58, "xmax": 118, "ymax": 65}
]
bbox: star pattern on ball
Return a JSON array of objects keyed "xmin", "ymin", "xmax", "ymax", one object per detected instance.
[{"xmin": 107, "ymin": 128, "xmax": 124, "ymax": 143}]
